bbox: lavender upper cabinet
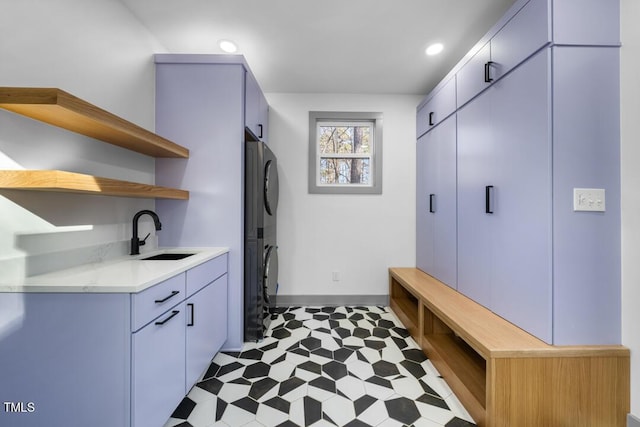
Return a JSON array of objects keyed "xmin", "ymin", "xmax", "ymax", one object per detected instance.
[
  {"xmin": 456, "ymin": 0, "xmax": 550, "ymax": 108},
  {"xmin": 155, "ymin": 55, "xmax": 267, "ymax": 351},
  {"xmin": 245, "ymin": 71, "xmax": 268, "ymax": 142},
  {"xmin": 455, "ymin": 42, "xmax": 491, "ymax": 110},
  {"xmin": 416, "ymin": 115, "xmax": 457, "ymax": 288},
  {"xmin": 417, "ymin": 0, "xmax": 621, "ymax": 345},
  {"xmin": 416, "ymin": 77, "xmax": 456, "ymax": 138}
]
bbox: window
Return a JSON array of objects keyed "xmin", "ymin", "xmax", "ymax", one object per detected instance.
[{"xmin": 308, "ymin": 111, "xmax": 383, "ymax": 194}]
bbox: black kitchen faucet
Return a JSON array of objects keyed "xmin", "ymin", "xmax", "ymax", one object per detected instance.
[{"xmin": 130, "ymin": 210, "xmax": 162, "ymax": 255}]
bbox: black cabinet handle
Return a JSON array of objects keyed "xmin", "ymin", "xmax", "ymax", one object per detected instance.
[
  {"xmin": 428, "ymin": 112, "xmax": 434, "ymax": 126},
  {"xmin": 484, "ymin": 61, "xmax": 495, "ymax": 83},
  {"xmin": 155, "ymin": 290, "xmax": 179, "ymax": 304},
  {"xmin": 485, "ymin": 185, "xmax": 494, "ymax": 214},
  {"xmin": 429, "ymin": 194, "xmax": 435, "ymax": 213},
  {"xmin": 155, "ymin": 310, "xmax": 180, "ymax": 326},
  {"xmin": 258, "ymin": 124, "xmax": 263, "ymax": 139},
  {"xmin": 187, "ymin": 303, "xmax": 195, "ymax": 327}
]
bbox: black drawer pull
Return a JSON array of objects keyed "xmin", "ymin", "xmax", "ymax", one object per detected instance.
[
  {"xmin": 187, "ymin": 303, "xmax": 195, "ymax": 327},
  {"xmin": 429, "ymin": 194, "xmax": 435, "ymax": 213},
  {"xmin": 155, "ymin": 310, "xmax": 180, "ymax": 326},
  {"xmin": 484, "ymin": 61, "xmax": 495, "ymax": 83},
  {"xmin": 258, "ymin": 124, "xmax": 263, "ymax": 139},
  {"xmin": 155, "ymin": 290, "xmax": 179, "ymax": 304},
  {"xmin": 428, "ymin": 112, "xmax": 434, "ymax": 126},
  {"xmin": 485, "ymin": 185, "xmax": 494, "ymax": 214}
]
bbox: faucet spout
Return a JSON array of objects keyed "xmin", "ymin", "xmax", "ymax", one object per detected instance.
[{"xmin": 131, "ymin": 210, "xmax": 162, "ymax": 255}]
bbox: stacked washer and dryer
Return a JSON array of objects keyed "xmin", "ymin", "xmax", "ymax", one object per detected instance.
[{"xmin": 244, "ymin": 137, "xmax": 279, "ymax": 342}]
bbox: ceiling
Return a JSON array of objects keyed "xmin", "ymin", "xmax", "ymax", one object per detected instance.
[{"xmin": 120, "ymin": 0, "xmax": 516, "ymax": 95}]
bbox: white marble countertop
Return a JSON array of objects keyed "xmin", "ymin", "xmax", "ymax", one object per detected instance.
[{"xmin": 0, "ymin": 247, "xmax": 229, "ymax": 293}]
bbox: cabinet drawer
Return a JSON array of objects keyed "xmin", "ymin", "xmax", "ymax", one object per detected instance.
[
  {"xmin": 186, "ymin": 253, "xmax": 228, "ymax": 296},
  {"xmin": 132, "ymin": 274, "xmax": 186, "ymax": 331},
  {"xmin": 417, "ymin": 77, "xmax": 456, "ymax": 137}
]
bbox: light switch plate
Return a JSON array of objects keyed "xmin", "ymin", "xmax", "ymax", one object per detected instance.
[{"xmin": 573, "ymin": 188, "xmax": 605, "ymax": 212}]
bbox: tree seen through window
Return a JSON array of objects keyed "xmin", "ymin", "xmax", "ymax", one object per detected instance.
[{"xmin": 318, "ymin": 123, "xmax": 372, "ymax": 185}]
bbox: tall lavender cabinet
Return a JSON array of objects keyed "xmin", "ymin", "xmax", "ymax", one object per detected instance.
[
  {"xmin": 154, "ymin": 54, "xmax": 268, "ymax": 350},
  {"xmin": 416, "ymin": 0, "xmax": 621, "ymax": 345}
]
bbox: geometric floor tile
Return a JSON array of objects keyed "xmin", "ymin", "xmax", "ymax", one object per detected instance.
[{"xmin": 164, "ymin": 306, "xmax": 476, "ymax": 427}]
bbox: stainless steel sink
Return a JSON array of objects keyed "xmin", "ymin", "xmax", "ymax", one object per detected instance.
[{"xmin": 140, "ymin": 253, "xmax": 195, "ymax": 261}]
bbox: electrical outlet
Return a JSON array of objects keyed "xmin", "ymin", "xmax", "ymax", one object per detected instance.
[{"xmin": 573, "ymin": 188, "xmax": 605, "ymax": 212}]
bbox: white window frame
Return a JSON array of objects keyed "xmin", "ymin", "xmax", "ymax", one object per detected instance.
[{"xmin": 308, "ymin": 111, "xmax": 383, "ymax": 194}]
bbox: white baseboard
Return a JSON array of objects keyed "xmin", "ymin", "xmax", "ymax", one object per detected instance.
[{"xmin": 629, "ymin": 414, "xmax": 640, "ymax": 427}]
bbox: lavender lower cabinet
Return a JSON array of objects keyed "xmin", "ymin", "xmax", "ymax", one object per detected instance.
[
  {"xmin": 185, "ymin": 274, "xmax": 228, "ymax": 389},
  {"xmin": 0, "ymin": 255, "xmax": 228, "ymax": 427},
  {"xmin": 0, "ymin": 293, "xmax": 131, "ymax": 427},
  {"xmin": 132, "ymin": 304, "xmax": 186, "ymax": 427},
  {"xmin": 133, "ymin": 257, "xmax": 228, "ymax": 427}
]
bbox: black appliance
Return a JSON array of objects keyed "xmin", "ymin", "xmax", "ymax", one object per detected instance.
[{"xmin": 244, "ymin": 137, "xmax": 279, "ymax": 341}]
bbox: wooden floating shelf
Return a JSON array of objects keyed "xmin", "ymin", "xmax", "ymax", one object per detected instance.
[
  {"xmin": 0, "ymin": 87, "xmax": 189, "ymax": 158},
  {"xmin": 0, "ymin": 170, "xmax": 189, "ymax": 200}
]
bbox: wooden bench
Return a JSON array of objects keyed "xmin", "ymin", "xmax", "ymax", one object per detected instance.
[{"xmin": 389, "ymin": 267, "xmax": 629, "ymax": 427}]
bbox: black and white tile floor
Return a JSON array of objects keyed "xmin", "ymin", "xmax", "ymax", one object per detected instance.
[{"xmin": 165, "ymin": 306, "xmax": 476, "ymax": 427}]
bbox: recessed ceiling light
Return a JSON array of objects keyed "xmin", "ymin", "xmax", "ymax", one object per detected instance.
[
  {"xmin": 426, "ymin": 43, "xmax": 444, "ymax": 56},
  {"xmin": 219, "ymin": 40, "xmax": 238, "ymax": 53}
]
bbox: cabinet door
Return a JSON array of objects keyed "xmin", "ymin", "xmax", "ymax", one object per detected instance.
[
  {"xmin": 0, "ymin": 293, "xmax": 130, "ymax": 427},
  {"xmin": 456, "ymin": 42, "xmax": 491, "ymax": 108},
  {"xmin": 245, "ymin": 72, "xmax": 268, "ymax": 141},
  {"xmin": 429, "ymin": 116, "xmax": 458, "ymax": 287},
  {"xmin": 458, "ymin": 49, "xmax": 552, "ymax": 342},
  {"xmin": 132, "ymin": 306, "xmax": 185, "ymax": 427},
  {"xmin": 185, "ymin": 274, "xmax": 228, "ymax": 390},
  {"xmin": 457, "ymin": 86, "xmax": 494, "ymax": 308},
  {"xmin": 456, "ymin": 0, "xmax": 549, "ymax": 109},
  {"xmin": 491, "ymin": 0, "xmax": 549, "ymax": 81},
  {"xmin": 416, "ymin": 104, "xmax": 430, "ymax": 140},
  {"xmin": 416, "ymin": 116, "xmax": 457, "ymax": 288},
  {"xmin": 489, "ymin": 49, "xmax": 552, "ymax": 343},
  {"xmin": 417, "ymin": 77, "xmax": 456, "ymax": 138},
  {"xmin": 416, "ymin": 134, "xmax": 434, "ymax": 275}
]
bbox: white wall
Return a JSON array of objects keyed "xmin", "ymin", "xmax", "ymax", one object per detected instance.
[
  {"xmin": 0, "ymin": 0, "xmax": 166, "ymax": 280},
  {"xmin": 265, "ymin": 93, "xmax": 420, "ymax": 303},
  {"xmin": 621, "ymin": 0, "xmax": 640, "ymax": 418}
]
